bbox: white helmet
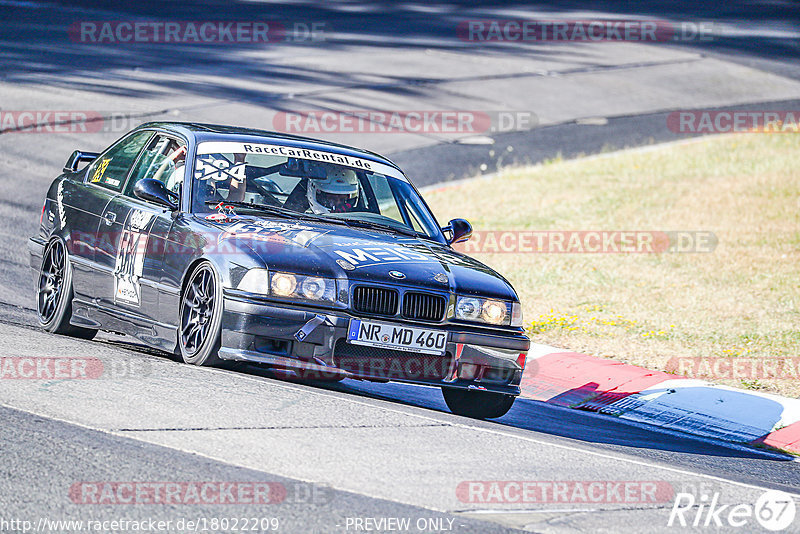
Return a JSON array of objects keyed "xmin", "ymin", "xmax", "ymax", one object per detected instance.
[{"xmin": 307, "ymin": 166, "xmax": 359, "ymax": 214}]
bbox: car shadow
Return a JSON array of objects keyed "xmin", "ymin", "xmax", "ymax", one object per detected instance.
[
  {"xmin": 233, "ymin": 362, "xmax": 794, "ymax": 461},
  {"xmin": 90, "ymin": 333, "xmax": 798, "ymax": 469}
]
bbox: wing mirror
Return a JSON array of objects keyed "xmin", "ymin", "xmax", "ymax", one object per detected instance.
[
  {"xmin": 443, "ymin": 218, "xmax": 472, "ymax": 245},
  {"xmin": 134, "ymin": 179, "xmax": 178, "ymax": 210},
  {"xmin": 63, "ymin": 150, "xmax": 99, "ymax": 173}
]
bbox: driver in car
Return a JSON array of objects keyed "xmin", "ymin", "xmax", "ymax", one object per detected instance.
[
  {"xmin": 306, "ymin": 167, "xmax": 360, "ymax": 214},
  {"xmin": 163, "ymin": 142, "xmax": 186, "ymax": 194}
]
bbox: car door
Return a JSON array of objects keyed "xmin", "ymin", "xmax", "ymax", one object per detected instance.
[
  {"xmin": 70, "ymin": 130, "xmax": 153, "ymax": 303},
  {"xmin": 95, "ymin": 134, "xmax": 186, "ymax": 335}
]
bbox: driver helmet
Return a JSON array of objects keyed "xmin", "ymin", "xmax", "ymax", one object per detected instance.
[{"xmin": 307, "ymin": 166, "xmax": 359, "ymax": 214}]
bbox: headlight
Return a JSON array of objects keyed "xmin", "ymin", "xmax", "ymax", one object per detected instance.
[
  {"xmin": 237, "ymin": 269, "xmax": 270, "ymax": 294},
  {"xmin": 455, "ymin": 297, "xmax": 481, "ymax": 321},
  {"xmin": 237, "ymin": 269, "xmax": 336, "ymax": 303},
  {"xmin": 481, "ymin": 300, "xmax": 507, "ymax": 325},
  {"xmin": 299, "ymin": 276, "xmax": 328, "ymax": 300},
  {"xmin": 271, "ymin": 272, "xmax": 297, "ymax": 297},
  {"xmin": 455, "ymin": 295, "xmax": 514, "ymax": 326},
  {"xmin": 270, "ymin": 272, "xmax": 335, "ymax": 302}
]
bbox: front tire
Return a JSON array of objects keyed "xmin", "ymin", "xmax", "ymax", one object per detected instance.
[
  {"xmin": 179, "ymin": 262, "xmax": 224, "ymax": 366},
  {"xmin": 442, "ymin": 388, "xmax": 516, "ymax": 419},
  {"xmin": 37, "ymin": 239, "xmax": 97, "ymax": 340}
]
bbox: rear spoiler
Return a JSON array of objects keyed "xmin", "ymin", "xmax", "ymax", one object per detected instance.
[{"xmin": 63, "ymin": 150, "xmax": 100, "ymax": 173}]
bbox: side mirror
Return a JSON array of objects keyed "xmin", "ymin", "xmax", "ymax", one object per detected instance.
[
  {"xmin": 134, "ymin": 179, "xmax": 178, "ymax": 210},
  {"xmin": 444, "ymin": 218, "xmax": 472, "ymax": 245},
  {"xmin": 64, "ymin": 150, "xmax": 99, "ymax": 173}
]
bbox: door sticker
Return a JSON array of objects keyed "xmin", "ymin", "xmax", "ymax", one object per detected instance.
[{"xmin": 113, "ymin": 210, "xmax": 154, "ymax": 306}]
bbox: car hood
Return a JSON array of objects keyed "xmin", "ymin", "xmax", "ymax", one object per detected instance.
[{"xmin": 198, "ymin": 215, "xmax": 518, "ymax": 301}]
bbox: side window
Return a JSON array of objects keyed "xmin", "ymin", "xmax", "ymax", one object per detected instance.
[
  {"xmin": 368, "ymin": 174, "xmax": 404, "ymax": 222},
  {"xmin": 402, "ymin": 198, "xmax": 425, "ymax": 233},
  {"xmin": 125, "ymin": 135, "xmax": 187, "ymax": 197},
  {"xmin": 87, "ymin": 131, "xmax": 153, "ymax": 192},
  {"xmin": 368, "ymin": 175, "xmax": 439, "ymax": 234}
]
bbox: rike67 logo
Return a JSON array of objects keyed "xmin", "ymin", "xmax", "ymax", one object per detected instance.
[{"xmin": 668, "ymin": 489, "xmax": 796, "ymax": 531}]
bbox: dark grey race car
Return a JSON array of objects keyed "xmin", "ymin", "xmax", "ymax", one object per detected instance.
[{"xmin": 29, "ymin": 122, "xmax": 529, "ymax": 419}]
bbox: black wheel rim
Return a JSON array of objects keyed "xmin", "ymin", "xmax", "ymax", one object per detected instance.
[
  {"xmin": 180, "ymin": 266, "xmax": 216, "ymax": 356},
  {"xmin": 38, "ymin": 241, "xmax": 66, "ymax": 323}
]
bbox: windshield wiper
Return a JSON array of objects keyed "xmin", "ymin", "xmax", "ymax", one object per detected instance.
[
  {"xmin": 204, "ymin": 200, "xmax": 301, "ymax": 219},
  {"xmin": 334, "ymin": 218, "xmax": 421, "ymax": 238},
  {"xmin": 203, "ymin": 201, "xmax": 422, "ymax": 238},
  {"xmin": 203, "ymin": 201, "xmax": 349, "ymax": 226}
]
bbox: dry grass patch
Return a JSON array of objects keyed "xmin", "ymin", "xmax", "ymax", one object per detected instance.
[{"xmin": 424, "ymin": 135, "xmax": 800, "ymax": 396}]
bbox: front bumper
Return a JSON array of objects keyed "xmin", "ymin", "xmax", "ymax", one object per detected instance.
[{"xmin": 220, "ymin": 292, "xmax": 529, "ymax": 395}]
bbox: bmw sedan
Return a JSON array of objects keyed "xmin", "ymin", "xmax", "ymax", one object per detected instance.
[{"xmin": 29, "ymin": 122, "xmax": 530, "ymax": 419}]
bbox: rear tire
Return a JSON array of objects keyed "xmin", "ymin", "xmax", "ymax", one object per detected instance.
[
  {"xmin": 442, "ymin": 388, "xmax": 516, "ymax": 419},
  {"xmin": 37, "ymin": 239, "xmax": 97, "ymax": 340},
  {"xmin": 178, "ymin": 262, "xmax": 224, "ymax": 366}
]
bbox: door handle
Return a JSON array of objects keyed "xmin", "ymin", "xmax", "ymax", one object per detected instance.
[{"xmin": 103, "ymin": 212, "xmax": 116, "ymax": 226}]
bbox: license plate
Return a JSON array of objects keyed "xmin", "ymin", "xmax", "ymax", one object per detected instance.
[{"xmin": 347, "ymin": 320, "xmax": 447, "ymax": 356}]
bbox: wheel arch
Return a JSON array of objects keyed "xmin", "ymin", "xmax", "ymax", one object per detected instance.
[{"xmin": 178, "ymin": 256, "xmax": 227, "ymax": 305}]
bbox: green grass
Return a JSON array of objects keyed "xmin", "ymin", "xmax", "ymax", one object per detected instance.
[{"xmin": 425, "ymin": 134, "xmax": 800, "ymax": 396}]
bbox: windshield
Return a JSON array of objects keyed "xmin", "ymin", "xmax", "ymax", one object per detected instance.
[{"xmin": 192, "ymin": 142, "xmax": 443, "ymax": 240}]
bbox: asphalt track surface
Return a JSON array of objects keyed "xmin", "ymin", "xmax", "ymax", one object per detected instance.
[{"xmin": 1, "ymin": 1, "xmax": 799, "ymax": 533}]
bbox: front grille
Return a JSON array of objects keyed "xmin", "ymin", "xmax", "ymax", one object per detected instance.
[
  {"xmin": 402, "ymin": 292, "xmax": 446, "ymax": 322},
  {"xmin": 334, "ymin": 339, "xmax": 451, "ymax": 380},
  {"xmin": 352, "ymin": 286, "xmax": 398, "ymax": 316}
]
